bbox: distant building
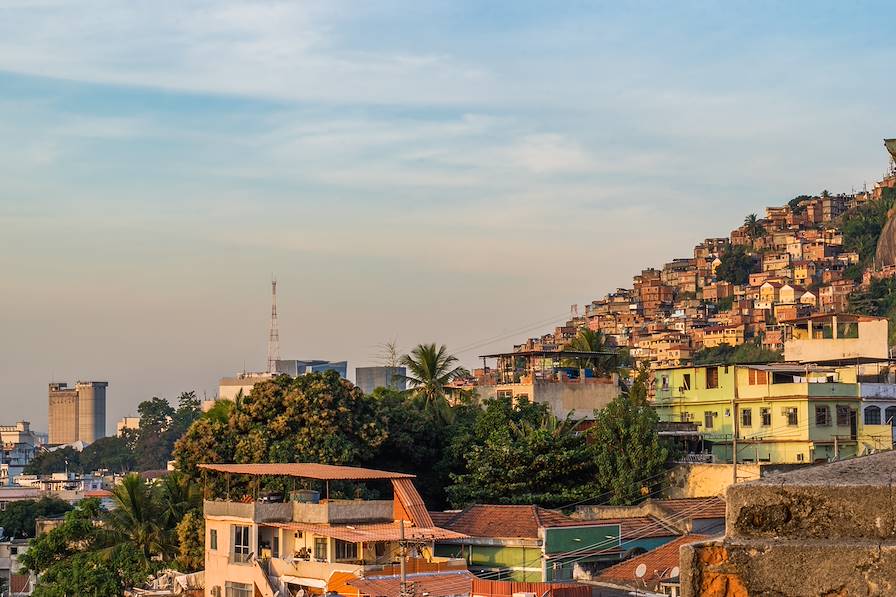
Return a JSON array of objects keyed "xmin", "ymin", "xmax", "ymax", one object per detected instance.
[
  {"xmin": 0, "ymin": 422, "xmax": 41, "ymax": 486},
  {"xmin": 354, "ymin": 366, "xmax": 407, "ymax": 394},
  {"xmin": 115, "ymin": 417, "xmax": 140, "ymax": 437},
  {"xmin": 216, "ymin": 360, "xmax": 349, "ymax": 404},
  {"xmin": 47, "ymin": 382, "xmax": 107, "ymax": 445},
  {"xmin": 275, "ymin": 359, "xmax": 348, "ymax": 378}
]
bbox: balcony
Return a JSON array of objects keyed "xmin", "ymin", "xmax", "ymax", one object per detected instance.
[{"xmin": 203, "ymin": 499, "xmax": 394, "ymax": 524}]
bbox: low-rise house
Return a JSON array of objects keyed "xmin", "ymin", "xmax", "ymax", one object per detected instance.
[
  {"xmin": 594, "ymin": 534, "xmax": 706, "ymax": 597},
  {"xmin": 431, "ymin": 505, "xmax": 627, "ymax": 582},
  {"xmin": 200, "ymin": 463, "xmax": 467, "ymax": 597},
  {"xmin": 700, "ymin": 326, "xmax": 745, "ymax": 349},
  {"xmin": 475, "ymin": 350, "xmax": 619, "ymax": 421}
]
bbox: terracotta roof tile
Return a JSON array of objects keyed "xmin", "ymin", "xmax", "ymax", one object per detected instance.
[
  {"xmin": 596, "ymin": 535, "xmax": 706, "ymax": 587},
  {"xmin": 652, "ymin": 497, "xmax": 726, "ymax": 520},
  {"xmin": 438, "ymin": 505, "xmax": 572, "ymax": 539},
  {"xmin": 569, "ymin": 516, "xmax": 680, "ymax": 540},
  {"xmin": 347, "ymin": 571, "xmax": 475, "ymax": 597}
]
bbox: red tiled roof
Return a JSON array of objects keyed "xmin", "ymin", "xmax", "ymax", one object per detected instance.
[
  {"xmin": 197, "ymin": 463, "xmax": 414, "ymax": 480},
  {"xmin": 268, "ymin": 521, "xmax": 466, "ymax": 543},
  {"xmin": 653, "ymin": 497, "xmax": 726, "ymax": 520},
  {"xmin": 347, "ymin": 571, "xmax": 475, "ymax": 597},
  {"xmin": 596, "ymin": 535, "xmax": 706, "ymax": 587},
  {"xmin": 84, "ymin": 489, "xmax": 113, "ymax": 498},
  {"xmin": 436, "ymin": 505, "xmax": 573, "ymax": 539},
  {"xmin": 429, "ymin": 511, "xmax": 461, "ymax": 527}
]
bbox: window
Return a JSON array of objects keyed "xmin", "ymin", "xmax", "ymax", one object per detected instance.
[
  {"xmin": 682, "ymin": 374, "xmax": 691, "ymax": 391},
  {"xmin": 231, "ymin": 525, "xmax": 250, "ymax": 563},
  {"xmin": 210, "ymin": 529, "xmax": 218, "ymax": 551},
  {"xmin": 705, "ymin": 367, "xmax": 719, "ymax": 389},
  {"xmin": 226, "ymin": 582, "xmax": 253, "ymax": 597},
  {"xmin": 272, "ymin": 534, "xmax": 279, "ymax": 559},
  {"xmin": 761, "ymin": 408, "xmax": 771, "ymax": 427},
  {"xmin": 836, "ymin": 405, "xmax": 850, "ymax": 426},
  {"xmin": 661, "ymin": 375, "xmax": 670, "ymax": 391},
  {"xmin": 836, "ymin": 322, "xmax": 859, "ymax": 339},
  {"xmin": 886, "ymin": 406, "xmax": 896, "ymax": 426},
  {"xmin": 815, "ymin": 405, "xmax": 830, "ymax": 427},
  {"xmin": 334, "ymin": 539, "xmax": 358, "ymax": 561},
  {"xmin": 784, "ymin": 407, "xmax": 798, "ymax": 426},
  {"xmin": 864, "ymin": 405, "xmax": 882, "ymax": 425},
  {"xmin": 749, "ymin": 369, "xmax": 768, "ymax": 385},
  {"xmin": 741, "ymin": 408, "xmax": 752, "ymax": 427},
  {"xmin": 704, "ymin": 411, "xmax": 716, "ymax": 429},
  {"xmin": 496, "ymin": 390, "xmax": 512, "ymax": 399},
  {"xmin": 681, "ymin": 412, "xmax": 694, "ymax": 422},
  {"xmin": 10, "ymin": 547, "xmax": 17, "ymax": 555},
  {"xmin": 314, "ymin": 537, "xmax": 328, "ymax": 561}
]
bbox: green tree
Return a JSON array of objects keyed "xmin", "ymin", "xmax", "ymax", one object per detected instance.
[
  {"xmin": 21, "ymin": 499, "xmax": 161, "ymax": 596},
  {"xmin": 80, "ymin": 436, "xmax": 135, "ymax": 473},
  {"xmin": 397, "ymin": 344, "xmax": 469, "ymax": 421},
  {"xmin": 565, "ymin": 327, "xmax": 615, "ymax": 375},
  {"xmin": 446, "ymin": 397, "xmax": 599, "ymax": 508},
  {"xmin": 693, "ymin": 341, "xmax": 783, "ymax": 365},
  {"xmin": 174, "ymin": 371, "xmax": 389, "ymax": 479},
  {"xmin": 715, "ymin": 245, "xmax": 755, "ymax": 285},
  {"xmin": 175, "ymin": 510, "xmax": 205, "ymax": 572},
  {"xmin": 0, "ymin": 497, "xmax": 71, "ymax": 539},
  {"xmin": 589, "ymin": 379, "xmax": 669, "ymax": 505},
  {"xmin": 743, "ymin": 213, "xmax": 766, "ymax": 248},
  {"xmin": 24, "ymin": 446, "xmax": 80, "ymax": 475},
  {"xmin": 99, "ymin": 474, "xmax": 172, "ymax": 561}
]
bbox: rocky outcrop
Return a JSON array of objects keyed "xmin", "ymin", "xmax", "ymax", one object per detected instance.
[{"xmin": 874, "ymin": 207, "xmax": 896, "ymax": 269}]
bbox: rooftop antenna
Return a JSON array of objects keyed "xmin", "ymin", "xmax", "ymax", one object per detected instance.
[{"xmin": 268, "ymin": 277, "xmax": 280, "ymax": 374}]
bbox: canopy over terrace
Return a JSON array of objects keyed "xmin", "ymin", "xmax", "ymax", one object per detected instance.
[
  {"xmin": 199, "ymin": 462, "xmax": 435, "ymax": 527},
  {"xmin": 478, "ymin": 349, "xmax": 620, "ymax": 384}
]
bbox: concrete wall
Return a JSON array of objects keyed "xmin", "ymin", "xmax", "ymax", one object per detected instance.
[
  {"xmin": 48, "ymin": 389, "xmax": 78, "ymax": 445},
  {"xmin": 784, "ymin": 317, "xmax": 888, "ymax": 362},
  {"xmin": 666, "ymin": 463, "xmax": 762, "ymax": 498},
  {"xmin": 476, "ymin": 378, "xmax": 618, "ymax": 420},
  {"xmin": 76, "ymin": 382, "xmax": 106, "ymax": 443}
]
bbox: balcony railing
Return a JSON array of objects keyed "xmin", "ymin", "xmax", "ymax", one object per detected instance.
[{"xmin": 204, "ymin": 499, "xmax": 394, "ymax": 524}]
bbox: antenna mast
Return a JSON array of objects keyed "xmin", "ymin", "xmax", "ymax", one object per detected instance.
[{"xmin": 267, "ymin": 277, "xmax": 280, "ymax": 374}]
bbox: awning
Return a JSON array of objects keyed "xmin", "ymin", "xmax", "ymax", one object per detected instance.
[{"xmin": 282, "ymin": 576, "xmax": 328, "ymax": 589}]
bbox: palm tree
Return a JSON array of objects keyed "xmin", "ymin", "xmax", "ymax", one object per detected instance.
[
  {"xmin": 744, "ymin": 213, "xmax": 765, "ymax": 249},
  {"xmin": 565, "ymin": 327, "xmax": 614, "ymax": 376},
  {"xmin": 99, "ymin": 474, "xmax": 172, "ymax": 561},
  {"xmin": 397, "ymin": 343, "xmax": 469, "ymax": 419}
]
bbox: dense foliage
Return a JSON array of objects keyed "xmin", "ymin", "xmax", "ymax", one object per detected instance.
[
  {"xmin": 589, "ymin": 372, "xmax": 669, "ymax": 505},
  {"xmin": 693, "ymin": 341, "xmax": 783, "ymax": 365},
  {"xmin": 26, "ymin": 392, "xmax": 202, "ymax": 475},
  {"xmin": 715, "ymin": 245, "xmax": 756, "ymax": 285},
  {"xmin": 0, "ymin": 497, "xmax": 71, "ymax": 539},
  {"xmin": 840, "ymin": 187, "xmax": 896, "ymax": 267},
  {"xmin": 446, "ymin": 397, "xmax": 599, "ymax": 507},
  {"xmin": 21, "ymin": 473, "xmax": 202, "ymax": 596}
]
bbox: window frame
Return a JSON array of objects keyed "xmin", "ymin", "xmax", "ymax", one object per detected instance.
[
  {"xmin": 314, "ymin": 537, "xmax": 328, "ymax": 561},
  {"xmin": 705, "ymin": 367, "xmax": 719, "ymax": 389},
  {"xmin": 760, "ymin": 407, "xmax": 771, "ymax": 427},
  {"xmin": 334, "ymin": 539, "xmax": 358, "ymax": 562},
  {"xmin": 225, "ymin": 582, "xmax": 253, "ymax": 597},
  {"xmin": 231, "ymin": 525, "xmax": 251, "ymax": 564},
  {"xmin": 836, "ymin": 405, "xmax": 850, "ymax": 426},
  {"xmin": 815, "ymin": 405, "xmax": 830, "ymax": 427},
  {"xmin": 210, "ymin": 528, "xmax": 218, "ymax": 551},
  {"xmin": 740, "ymin": 408, "xmax": 752, "ymax": 427},
  {"xmin": 785, "ymin": 407, "xmax": 798, "ymax": 427},
  {"xmin": 864, "ymin": 405, "xmax": 882, "ymax": 426},
  {"xmin": 704, "ymin": 411, "xmax": 715, "ymax": 429}
]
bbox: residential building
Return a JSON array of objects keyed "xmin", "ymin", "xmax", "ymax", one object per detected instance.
[
  {"xmin": 48, "ymin": 381, "xmax": 107, "ymax": 445},
  {"xmin": 475, "ymin": 350, "xmax": 619, "ymax": 421},
  {"xmin": 0, "ymin": 539, "xmax": 31, "ymax": 596},
  {"xmin": 594, "ymin": 534, "xmax": 705, "ymax": 596},
  {"xmin": 654, "ymin": 362, "xmax": 892, "ymax": 464},
  {"xmin": 700, "ymin": 326, "xmax": 745, "ymax": 349},
  {"xmin": 116, "ymin": 416, "xmax": 140, "ymax": 437},
  {"xmin": 200, "ymin": 463, "xmax": 467, "ymax": 597},
  {"xmin": 780, "ymin": 313, "xmax": 889, "ymax": 363},
  {"xmin": 355, "ymin": 367, "xmax": 407, "ymax": 394},
  {"xmin": 431, "ymin": 505, "xmax": 626, "ymax": 582},
  {"xmin": 0, "ymin": 422, "xmax": 40, "ymax": 486}
]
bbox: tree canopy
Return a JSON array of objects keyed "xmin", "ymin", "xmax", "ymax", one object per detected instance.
[
  {"xmin": 0, "ymin": 497, "xmax": 71, "ymax": 539},
  {"xmin": 715, "ymin": 245, "xmax": 756, "ymax": 285},
  {"xmin": 693, "ymin": 341, "xmax": 783, "ymax": 365}
]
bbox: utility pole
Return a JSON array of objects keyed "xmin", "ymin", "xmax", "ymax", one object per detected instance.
[
  {"xmin": 398, "ymin": 521, "xmax": 414, "ymax": 597},
  {"xmin": 732, "ymin": 367, "xmax": 739, "ymax": 486}
]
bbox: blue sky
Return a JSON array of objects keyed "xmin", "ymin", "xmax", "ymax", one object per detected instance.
[{"xmin": 1, "ymin": 1, "xmax": 895, "ymax": 429}]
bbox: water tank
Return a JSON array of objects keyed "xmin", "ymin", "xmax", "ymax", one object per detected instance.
[{"xmin": 291, "ymin": 489, "xmax": 321, "ymax": 504}]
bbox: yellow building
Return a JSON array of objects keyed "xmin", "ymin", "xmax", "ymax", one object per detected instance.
[
  {"xmin": 200, "ymin": 463, "xmax": 468, "ymax": 597},
  {"xmin": 654, "ymin": 363, "xmax": 892, "ymax": 464},
  {"xmin": 701, "ymin": 326, "xmax": 745, "ymax": 349}
]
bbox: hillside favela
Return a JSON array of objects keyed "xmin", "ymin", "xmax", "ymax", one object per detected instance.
[{"xmin": 4, "ymin": 4, "xmax": 896, "ymax": 597}]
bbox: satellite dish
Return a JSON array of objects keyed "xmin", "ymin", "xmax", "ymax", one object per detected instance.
[
  {"xmin": 635, "ymin": 564, "xmax": 647, "ymax": 578},
  {"xmin": 671, "ymin": 566, "xmax": 680, "ymax": 578}
]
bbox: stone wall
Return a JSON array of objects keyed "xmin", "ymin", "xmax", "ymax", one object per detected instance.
[{"xmin": 680, "ymin": 451, "xmax": 896, "ymax": 596}]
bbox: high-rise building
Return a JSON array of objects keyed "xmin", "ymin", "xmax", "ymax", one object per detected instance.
[
  {"xmin": 48, "ymin": 381, "xmax": 107, "ymax": 445},
  {"xmin": 275, "ymin": 359, "xmax": 348, "ymax": 378},
  {"xmin": 355, "ymin": 366, "xmax": 407, "ymax": 394}
]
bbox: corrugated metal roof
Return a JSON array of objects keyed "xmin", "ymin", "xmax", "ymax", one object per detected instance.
[
  {"xmin": 197, "ymin": 463, "xmax": 415, "ymax": 480},
  {"xmin": 268, "ymin": 521, "xmax": 467, "ymax": 542},
  {"xmin": 347, "ymin": 571, "xmax": 475, "ymax": 597},
  {"xmin": 392, "ymin": 478, "xmax": 434, "ymax": 527}
]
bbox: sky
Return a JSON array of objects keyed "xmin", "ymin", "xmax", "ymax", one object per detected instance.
[{"xmin": 1, "ymin": 1, "xmax": 895, "ymax": 431}]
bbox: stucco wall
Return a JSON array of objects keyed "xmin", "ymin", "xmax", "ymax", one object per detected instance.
[
  {"xmin": 476, "ymin": 379, "xmax": 618, "ymax": 420},
  {"xmin": 666, "ymin": 463, "xmax": 762, "ymax": 498}
]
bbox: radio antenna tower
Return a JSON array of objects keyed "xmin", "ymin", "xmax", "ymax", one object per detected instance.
[{"xmin": 267, "ymin": 277, "xmax": 280, "ymax": 374}]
